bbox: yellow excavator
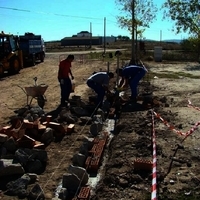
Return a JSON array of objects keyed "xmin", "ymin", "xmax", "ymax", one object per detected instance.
[{"xmin": 0, "ymin": 31, "xmax": 23, "ymax": 77}]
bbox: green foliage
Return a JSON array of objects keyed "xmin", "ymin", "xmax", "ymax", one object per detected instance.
[
  {"xmin": 115, "ymin": 0, "xmax": 157, "ymax": 37},
  {"xmin": 162, "ymin": 0, "xmax": 200, "ymax": 35},
  {"xmin": 180, "ymin": 37, "xmax": 200, "ymax": 61},
  {"xmin": 181, "ymin": 38, "xmax": 199, "ymax": 51},
  {"xmin": 117, "ymin": 35, "xmax": 130, "ymax": 41}
]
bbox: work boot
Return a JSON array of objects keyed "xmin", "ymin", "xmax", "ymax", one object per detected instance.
[
  {"xmin": 60, "ymin": 100, "xmax": 69, "ymax": 108},
  {"xmin": 129, "ymin": 96, "xmax": 137, "ymax": 103}
]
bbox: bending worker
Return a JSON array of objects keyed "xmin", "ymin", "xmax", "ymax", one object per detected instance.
[
  {"xmin": 58, "ymin": 54, "xmax": 75, "ymax": 107},
  {"xmin": 87, "ymin": 71, "xmax": 114, "ymax": 108},
  {"xmin": 116, "ymin": 64, "xmax": 147, "ymax": 102}
]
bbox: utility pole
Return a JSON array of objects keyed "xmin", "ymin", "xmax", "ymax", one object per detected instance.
[
  {"xmin": 198, "ymin": 5, "xmax": 200, "ymax": 62},
  {"xmin": 90, "ymin": 22, "xmax": 92, "ymax": 49},
  {"xmin": 103, "ymin": 17, "xmax": 106, "ymax": 55},
  {"xmin": 131, "ymin": 0, "xmax": 135, "ymax": 61},
  {"xmin": 160, "ymin": 30, "xmax": 162, "ymax": 45}
]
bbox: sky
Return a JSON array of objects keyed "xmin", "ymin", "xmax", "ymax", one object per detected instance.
[{"xmin": 0, "ymin": 0, "xmax": 190, "ymax": 42}]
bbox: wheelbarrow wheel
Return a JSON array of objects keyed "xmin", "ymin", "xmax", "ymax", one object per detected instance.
[{"xmin": 37, "ymin": 95, "xmax": 45, "ymax": 108}]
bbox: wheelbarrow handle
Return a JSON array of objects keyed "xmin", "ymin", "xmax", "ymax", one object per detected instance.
[{"xmin": 33, "ymin": 77, "xmax": 38, "ymax": 86}]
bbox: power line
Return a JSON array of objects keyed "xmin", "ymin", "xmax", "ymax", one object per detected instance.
[
  {"xmin": 0, "ymin": 6, "xmax": 103, "ymax": 20},
  {"xmin": 0, "ymin": 6, "xmax": 30, "ymax": 12}
]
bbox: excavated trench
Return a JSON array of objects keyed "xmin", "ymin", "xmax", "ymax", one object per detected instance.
[
  {"xmin": 52, "ymin": 81, "xmax": 155, "ymax": 199},
  {"xmin": 54, "ymin": 118, "xmax": 116, "ymax": 199}
]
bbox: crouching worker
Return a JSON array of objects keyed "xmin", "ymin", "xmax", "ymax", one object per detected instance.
[
  {"xmin": 116, "ymin": 64, "xmax": 147, "ymax": 102},
  {"xmin": 87, "ymin": 72, "xmax": 114, "ymax": 108}
]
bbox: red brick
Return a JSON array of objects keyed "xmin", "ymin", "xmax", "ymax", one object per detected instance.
[
  {"xmin": 33, "ymin": 143, "xmax": 46, "ymax": 149},
  {"xmin": 89, "ymin": 144, "xmax": 97, "ymax": 154},
  {"xmin": 77, "ymin": 187, "xmax": 90, "ymax": 200},
  {"xmin": 90, "ymin": 157, "xmax": 100, "ymax": 171},
  {"xmin": 93, "ymin": 137, "xmax": 99, "ymax": 144},
  {"xmin": 11, "ymin": 129, "xmax": 20, "ymax": 140},
  {"xmin": 98, "ymin": 139, "xmax": 106, "ymax": 147},
  {"xmin": 38, "ymin": 122, "xmax": 46, "ymax": 130},
  {"xmin": 10, "ymin": 118, "xmax": 22, "ymax": 129},
  {"xmin": 93, "ymin": 150, "xmax": 103, "ymax": 158},
  {"xmin": 94, "ymin": 149, "xmax": 103, "ymax": 158},
  {"xmin": 17, "ymin": 134, "xmax": 36, "ymax": 148},
  {"xmin": 48, "ymin": 122, "xmax": 66, "ymax": 137},
  {"xmin": 134, "ymin": 158, "xmax": 153, "ymax": 171},
  {"xmin": 33, "ymin": 118, "xmax": 40, "ymax": 129},
  {"xmin": 0, "ymin": 125, "xmax": 12, "ymax": 135},
  {"xmin": 85, "ymin": 156, "xmax": 91, "ymax": 169},
  {"xmin": 2, "ymin": 126, "xmax": 12, "ymax": 133},
  {"xmin": 18, "ymin": 129, "xmax": 26, "ymax": 138},
  {"xmin": 22, "ymin": 119, "xmax": 34, "ymax": 129}
]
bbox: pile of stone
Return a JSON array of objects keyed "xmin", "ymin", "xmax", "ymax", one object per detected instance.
[
  {"xmin": 0, "ymin": 105, "xmax": 76, "ymax": 199},
  {"xmin": 0, "ymin": 95, "xmax": 109, "ymax": 199}
]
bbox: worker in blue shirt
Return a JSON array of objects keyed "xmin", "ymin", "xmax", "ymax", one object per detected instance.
[
  {"xmin": 116, "ymin": 64, "xmax": 147, "ymax": 102},
  {"xmin": 87, "ymin": 71, "xmax": 114, "ymax": 108}
]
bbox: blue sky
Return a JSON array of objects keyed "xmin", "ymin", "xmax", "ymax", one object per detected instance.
[{"xmin": 0, "ymin": 0, "xmax": 190, "ymax": 41}]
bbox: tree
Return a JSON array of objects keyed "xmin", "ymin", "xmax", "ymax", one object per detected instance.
[
  {"xmin": 116, "ymin": 0, "xmax": 157, "ymax": 32},
  {"xmin": 115, "ymin": 0, "xmax": 157, "ymax": 59},
  {"xmin": 163, "ymin": 0, "xmax": 199, "ymax": 35},
  {"xmin": 162, "ymin": 0, "xmax": 200, "ymax": 61}
]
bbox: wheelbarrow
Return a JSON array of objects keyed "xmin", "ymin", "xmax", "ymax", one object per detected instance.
[{"xmin": 18, "ymin": 77, "xmax": 48, "ymax": 108}]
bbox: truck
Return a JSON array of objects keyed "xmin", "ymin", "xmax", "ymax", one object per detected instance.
[
  {"xmin": 0, "ymin": 31, "xmax": 23, "ymax": 77},
  {"xmin": 18, "ymin": 32, "xmax": 45, "ymax": 66}
]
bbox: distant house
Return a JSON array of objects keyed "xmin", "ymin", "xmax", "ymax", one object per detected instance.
[
  {"xmin": 61, "ymin": 36, "xmax": 102, "ymax": 46},
  {"xmin": 61, "ymin": 31, "xmax": 116, "ymax": 46},
  {"xmin": 77, "ymin": 31, "xmax": 92, "ymax": 37}
]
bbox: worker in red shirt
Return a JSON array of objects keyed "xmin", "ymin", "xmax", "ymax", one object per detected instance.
[{"xmin": 58, "ymin": 54, "xmax": 74, "ymax": 106}]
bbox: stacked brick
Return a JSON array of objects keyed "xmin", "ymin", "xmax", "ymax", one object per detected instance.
[
  {"xmin": 72, "ymin": 133, "xmax": 109, "ymax": 199},
  {"xmin": 85, "ymin": 132, "xmax": 108, "ymax": 172},
  {"xmin": 0, "ymin": 115, "xmax": 75, "ymax": 149}
]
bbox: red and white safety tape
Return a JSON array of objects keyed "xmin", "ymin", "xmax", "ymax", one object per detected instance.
[
  {"xmin": 151, "ymin": 111, "xmax": 157, "ymax": 200},
  {"xmin": 188, "ymin": 100, "xmax": 200, "ymax": 112},
  {"xmin": 153, "ymin": 111, "xmax": 200, "ymax": 137},
  {"xmin": 150, "ymin": 100, "xmax": 200, "ymax": 200}
]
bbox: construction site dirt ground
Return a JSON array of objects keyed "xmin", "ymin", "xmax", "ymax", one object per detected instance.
[{"xmin": 1, "ymin": 53, "xmax": 200, "ymax": 200}]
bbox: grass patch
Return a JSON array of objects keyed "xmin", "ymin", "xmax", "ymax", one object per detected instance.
[{"xmin": 145, "ymin": 70, "xmax": 200, "ymax": 80}]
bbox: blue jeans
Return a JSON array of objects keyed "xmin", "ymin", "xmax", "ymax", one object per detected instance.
[
  {"xmin": 129, "ymin": 68, "xmax": 146, "ymax": 98},
  {"xmin": 87, "ymin": 79, "xmax": 105, "ymax": 107},
  {"xmin": 59, "ymin": 77, "xmax": 72, "ymax": 105}
]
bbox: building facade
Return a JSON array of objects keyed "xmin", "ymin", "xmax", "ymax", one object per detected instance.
[{"xmin": 61, "ymin": 31, "xmax": 116, "ymax": 46}]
